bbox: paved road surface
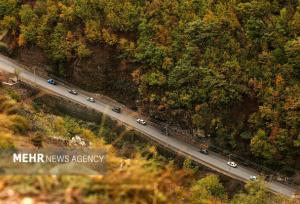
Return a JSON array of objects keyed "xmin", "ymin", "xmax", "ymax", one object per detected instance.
[{"xmin": 0, "ymin": 54, "xmax": 298, "ymax": 197}]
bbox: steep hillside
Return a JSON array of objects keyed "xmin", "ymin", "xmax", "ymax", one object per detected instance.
[
  {"xmin": 0, "ymin": 86, "xmax": 206, "ymax": 203},
  {"xmin": 1, "ymin": 85, "xmax": 296, "ymax": 203},
  {"xmin": 1, "ymin": 0, "xmax": 299, "ymax": 174}
]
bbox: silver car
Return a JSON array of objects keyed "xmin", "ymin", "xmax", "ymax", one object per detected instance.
[
  {"xmin": 136, "ymin": 119, "xmax": 147, "ymax": 125},
  {"xmin": 227, "ymin": 161, "xmax": 237, "ymax": 168}
]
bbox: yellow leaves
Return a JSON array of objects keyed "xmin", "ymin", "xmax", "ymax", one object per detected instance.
[
  {"xmin": 76, "ymin": 41, "xmax": 91, "ymax": 59},
  {"xmin": 149, "ymin": 93, "xmax": 158, "ymax": 102},
  {"xmin": 190, "ymin": 174, "xmax": 227, "ymax": 204},
  {"xmin": 102, "ymin": 28, "xmax": 118, "ymax": 46},
  {"xmin": 81, "ymin": 128, "xmax": 96, "ymax": 141},
  {"xmin": 0, "ymin": 95, "xmax": 17, "ymax": 113},
  {"xmin": 0, "ymin": 16, "xmax": 17, "ymax": 31},
  {"xmin": 9, "ymin": 115, "xmax": 29, "ymax": 133},
  {"xmin": 52, "ymin": 116, "xmax": 67, "ymax": 135},
  {"xmin": 148, "ymin": 145, "xmax": 157, "ymax": 155},
  {"xmin": 203, "ymin": 10, "xmax": 217, "ymax": 23},
  {"xmin": 227, "ymin": 11, "xmax": 241, "ymax": 29},
  {"xmin": 131, "ymin": 69, "xmax": 141, "ymax": 85},
  {"xmin": 118, "ymin": 37, "xmax": 128, "ymax": 49},
  {"xmin": 66, "ymin": 31, "xmax": 73, "ymax": 41},
  {"xmin": 57, "ymin": 2, "xmax": 64, "ymax": 9},
  {"xmin": 106, "ymin": 12, "xmax": 118, "ymax": 26},
  {"xmin": 284, "ymin": 95, "xmax": 300, "ymax": 111},
  {"xmin": 179, "ymin": 92, "xmax": 192, "ymax": 105},
  {"xmin": 58, "ymin": 2, "xmax": 75, "ymax": 22},
  {"xmin": 144, "ymin": 71, "xmax": 167, "ymax": 86},
  {"xmin": 0, "ymin": 114, "xmax": 12, "ymax": 129},
  {"xmin": 90, "ymin": 174, "xmax": 104, "ymax": 182},
  {"xmin": 0, "ymin": 131, "xmax": 14, "ymax": 149},
  {"xmin": 0, "ymin": 93, "xmax": 26, "ymax": 139},
  {"xmin": 84, "ymin": 20, "xmax": 101, "ymax": 42},
  {"xmin": 258, "ymin": 105, "xmax": 276, "ymax": 121},
  {"xmin": 128, "ymin": 41, "xmax": 135, "ymax": 51},
  {"xmin": 275, "ymin": 74, "xmax": 284, "ymax": 87},
  {"xmin": 162, "ymin": 57, "xmax": 173, "ymax": 70},
  {"xmin": 18, "ymin": 34, "xmax": 26, "ymax": 47}
]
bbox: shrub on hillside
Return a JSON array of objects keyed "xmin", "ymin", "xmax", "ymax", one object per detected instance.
[
  {"xmin": 9, "ymin": 115, "xmax": 30, "ymax": 134},
  {"xmin": 0, "ymin": 132, "xmax": 15, "ymax": 149}
]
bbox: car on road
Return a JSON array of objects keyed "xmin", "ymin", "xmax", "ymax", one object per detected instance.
[
  {"xmin": 136, "ymin": 119, "xmax": 147, "ymax": 125},
  {"xmin": 227, "ymin": 161, "xmax": 237, "ymax": 168},
  {"xmin": 199, "ymin": 149, "xmax": 209, "ymax": 155},
  {"xmin": 86, "ymin": 97, "xmax": 95, "ymax": 103},
  {"xmin": 68, "ymin": 89, "xmax": 78, "ymax": 95},
  {"xmin": 160, "ymin": 127, "xmax": 167, "ymax": 134},
  {"xmin": 47, "ymin": 79, "xmax": 56, "ymax": 85},
  {"xmin": 250, "ymin": 175, "xmax": 257, "ymax": 181},
  {"xmin": 112, "ymin": 107, "xmax": 121, "ymax": 113}
]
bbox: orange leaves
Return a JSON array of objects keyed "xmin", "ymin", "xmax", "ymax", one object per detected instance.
[
  {"xmin": 275, "ymin": 74, "xmax": 284, "ymax": 87},
  {"xmin": 131, "ymin": 69, "xmax": 141, "ymax": 85},
  {"xmin": 284, "ymin": 95, "xmax": 300, "ymax": 111},
  {"xmin": 203, "ymin": 10, "xmax": 217, "ymax": 23},
  {"xmin": 155, "ymin": 25, "xmax": 170, "ymax": 44},
  {"xmin": 17, "ymin": 34, "xmax": 26, "ymax": 47}
]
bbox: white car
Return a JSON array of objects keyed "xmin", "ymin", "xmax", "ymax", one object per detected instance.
[
  {"xmin": 250, "ymin": 175, "xmax": 257, "ymax": 181},
  {"xmin": 136, "ymin": 119, "xmax": 147, "ymax": 125},
  {"xmin": 86, "ymin": 97, "xmax": 95, "ymax": 103},
  {"xmin": 227, "ymin": 161, "xmax": 237, "ymax": 168}
]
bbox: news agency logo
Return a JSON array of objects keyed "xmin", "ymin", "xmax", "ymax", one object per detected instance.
[
  {"xmin": 13, "ymin": 153, "xmax": 105, "ymax": 163},
  {"xmin": 13, "ymin": 153, "xmax": 44, "ymax": 163},
  {"xmin": 0, "ymin": 149, "xmax": 106, "ymax": 175}
]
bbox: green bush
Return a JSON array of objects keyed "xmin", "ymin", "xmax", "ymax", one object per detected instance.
[
  {"xmin": 0, "ymin": 133, "xmax": 15, "ymax": 149},
  {"xmin": 6, "ymin": 89, "xmax": 21, "ymax": 102},
  {"xmin": 9, "ymin": 115, "xmax": 30, "ymax": 134}
]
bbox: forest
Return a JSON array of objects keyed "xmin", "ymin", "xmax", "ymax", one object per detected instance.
[
  {"xmin": 1, "ymin": 80, "xmax": 297, "ymax": 203},
  {"xmin": 0, "ymin": 0, "xmax": 299, "ymax": 174}
]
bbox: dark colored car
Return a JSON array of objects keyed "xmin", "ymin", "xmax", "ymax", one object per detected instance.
[
  {"xmin": 47, "ymin": 79, "xmax": 57, "ymax": 85},
  {"xmin": 68, "ymin": 89, "xmax": 78, "ymax": 95},
  {"xmin": 112, "ymin": 107, "xmax": 121, "ymax": 113},
  {"xmin": 199, "ymin": 149, "xmax": 209, "ymax": 155}
]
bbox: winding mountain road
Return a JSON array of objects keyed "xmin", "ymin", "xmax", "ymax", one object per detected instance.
[{"xmin": 0, "ymin": 54, "xmax": 298, "ymax": 197}]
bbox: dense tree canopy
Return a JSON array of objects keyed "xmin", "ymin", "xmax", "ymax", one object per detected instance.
[{"xmin": 0, "ymin": 0, "xmax": 299, "ymax": 172}]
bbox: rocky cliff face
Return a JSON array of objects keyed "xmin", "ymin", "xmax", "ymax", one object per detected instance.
[{"xmin": 14, "ymin": 45, "xmax": 139, "ymax": 109}]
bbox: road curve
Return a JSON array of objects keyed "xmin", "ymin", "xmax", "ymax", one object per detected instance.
[{"xmin": 0, "ymin": 54, "xmax": 298, "ymax": 197}]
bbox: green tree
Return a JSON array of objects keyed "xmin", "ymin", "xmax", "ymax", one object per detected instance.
[
  {"xmin": 190, "ymin": 174, "xmax": 227, "ymax": 204},
  {"xmin": 231, "ymin": 180, "xmax": 281, "ymax": 204},
  {"xmin": 0, "ymin": 15, "xmax": 17, "ymax": 31},
  {"xmin": 0, "ymin": 0, "xmax": 18, "ymax": 18},
  {"xmin": 48, "ymin": 23, "xmax": 71, "ymax": 64},
  {"xmin": 285, "ymin": 37, "xmax": 300, "ymax": 78},
  {"xmin": 250, "ymin": 129, "xmax": 276, "ymax": 160}
]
